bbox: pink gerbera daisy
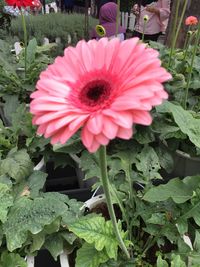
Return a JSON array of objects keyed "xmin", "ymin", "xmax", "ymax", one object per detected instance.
[
  {"xmin": 185, "ymin": 16, "xmax": 198, "ymax": 26},
  {"xmin": 30, "ymin": 38, "xmax": 171, "ymax": 153}
]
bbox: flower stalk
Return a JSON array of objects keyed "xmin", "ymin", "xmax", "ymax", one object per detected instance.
[
  {"xmin": 115, "ymin": 0, "xmax": 120, "ymax": 37},
  {"xmin": 183, "ymin": 26, "xmax": 191, "ymax": 50},
  {"xmin": 142, "ymin": 16, "xmax": 149, "ymax": 42},
  {"xmin": 184, "ymin": 22, "xmax": 200, "ymax": 109},
  {"xmin": 168, "ymin": 0, "xmax": 187, "ymax": 68},
  {"xmin": 98, "ymin": 146, "xmax": 130, "ymax": 259},
  {"xmin": 20, "ymin": 9, "xmax": 28, "ymax": 76},
  {"xmin": 183, "ymin": 30, "xmax": 193, "ymax": 61}
]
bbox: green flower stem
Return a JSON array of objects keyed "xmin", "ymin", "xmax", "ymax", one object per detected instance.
[
  {"xmin": 20, "ymin": 9, "xmax": 28, "ymax": 76},
  {"xmin": 173, "ymin": 0, "xmax": 188, "ymax": 43},
  {"xmin": 142, "ymin": 20, "xmax": 147, "ymax": 42},
  {"xmin": 183, "ymin": 32, "xmax": 192, "ymax": 61},
  {"xmin": 109, "ymin": 184, "xmax": 129, "ymax": 226},
  {"xmin": 183, "ymin": 26, "xmax": 191, "ymax": 50},
  {"xmin": 109, "ymin": 183, "xmax": 133, "ymax": 253},
  {"xmin": 168, "ymin": 0, "xmax": 181, "ymax": 67},
  {"xmin": 115, "ymin": 0, "xmax": 120, "ymax": 37},
  {"xmin": 184, "ymin": 22, "xmax": 200, "ymax": 109},
  {"xmin": 98, "ymin": 146, "xmax": 130, "ymax": 259}
]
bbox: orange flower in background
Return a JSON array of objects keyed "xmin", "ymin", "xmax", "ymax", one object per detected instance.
[
  {"xmin": 5, "ymin": 0, "xmax": 41, "ymax": 8},
  {"xmin": 185, "ymin": 16, "xmax": 198, "ymax": 26},
  {"xmin": 30, "ymin": 38, "xmax": 171, "ymax": 153}
]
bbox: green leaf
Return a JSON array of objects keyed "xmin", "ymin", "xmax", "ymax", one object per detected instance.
[
  {"xmin": 4, "ymin": 194, "xmax": 69, "ymax": 251},
  {"xmin": 147, "ymin": 213, "xmax": 166, "ymax": 225},
  {"xmin": 152, "ymin": 119, "xmax": 185, "ymax": 140},
  {"xmin": 194, "ymin": 231, "xmax": 200, "ymax": 252},
  {"xmin": 171, "ymin": 255, "xmax": 186, "ymax": 267},
  {"xmin": 3, "ymin": 95, "xmax": 19, "ymax": 124},
  {"xmin": 69, "ymin": 216, "xmax": 126, "ymax": 260},
  {"xmin": 0, "ymin": 183, "xmax": 13, "ymax": 223},
  {"xmin": 155, "ymin": 146, "xmax": 174, "ymax": 173},
  {"xmin": 176, "ymin": 219, "xmax": 188, "ymax": 235},
  {"xmin": 134, "ymin": 126, "xmax": 155, "ymax": 144},
  {"xmin": 0, "ymin": 175, "xmax": 12, "ymax": 187},
  {"xmin": 53, "ymin": 133, "xmax": 83, "ymax": 154},
  {"xmin": 29, "ymin": 232, "xmax": 45, "ymax": 253},
  {"xmin": 100, "ymin": 258, "xmax": 136, "ymax": 267},
  {"xmin": 143, "ymin": 176, "xmax": 200, "ymax": 203},
  {"xmin": 80, "ymin": 151, "xmax": 101, "ymax": 180},
  {"xmin": 0, "ymin": 251, "xmax": 27, "ymax": 267},
  {"xmin": 136, "ymin": 145, "xmax": 161, "ymax": 180},
  {"xmin": 60, "ymin": 232, "xmax": 77, "ymax": 245},
  {"xmin": 158, "ymin": 101, "xmax": 200, "ymax": 148},
  {"xmin": 110, "ymin": 147, "xmax": 139, "ymax": 176},
  {"xmin": 156, "ymin": 255, "xmax": 169, "ymax": 267},
  {"xmin": 27, "ymin": 170, "xmax": 47, "ymax": 198},
  {"xmin": 188, "ymin": 253, "xmax": 200, "ymax": 265},
  {"xmin": 29, "ymin": 219, "xmax": 61, "ymax": 254},
  {"xmin": 76, "ymin": 243, "xmax": 109, "ymax": 267},
  {"xmin": 26, "ymin": 38, "xmax": 37, "ymax": 68},
  {"xmin": 0, "ymin": 149, "xmax": 33, "ymax": 182},
  {"xmin": 11, "ymin": 104, "xmax": 34, "ymax": 137},
  {"xmin": 44, "ymin": 234, "xmax": 63, "ymax": 260}
]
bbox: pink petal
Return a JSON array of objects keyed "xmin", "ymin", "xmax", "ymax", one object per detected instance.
[
  {"xmin": 77, "ymin": 40, "xmax": 93, "ymax": 72},
  {"xmin": 105, "ymin": 38, "xmax": 121, "ymax": 71},
  {"xmin": 132, "ymin": 110, "xmax": 152, "ymax": 125},
  {"xmin": 117, "ymin": 127, "xmax": 133, "ymax": 139},
  {"xmin": 112, "ymin": 38, "xmax": 139, "ymax": 73},
  {"xmin": 87, "ymin": 139, "xmax": 101, "ymax": 153},
  {"xmin": 95, "ymin": 133, "xmax": 109, "ymax": 146},
  {"xmin": 37, "ymin": 79, "xmax": 71, "ymax": 97},
  {"xmin": 86, "ymin": 114, "xmax": 103, "ymax": 135},
  {"xmin": 111, "ymin": 96, "xmax": 142, "ymax": 110},
  {"xmin": 81, "ymin": 126, "xmax": 94, "ymax": 149},
  {"xmin": 102, "ymin": 117, "xmax": 118, "ymax": 139},
  {"xmin": 30, "ymin": 103, "xmax": 67, "ymax": 112},
  {"xmin": 34, "ymin": 110, "xmax": 72, "ymax": 124},
  {"xmin": 60, "ymin": 126, "xmax": 79, "ymax": 144},
  {"xmin": 103, "ymin": 110, "xmax": 133, "ymax": 128},
  {"xmin": 68, "ymin": 115, "xmax": 89, "ymax": 131},
  {"xmin": 93, "ymin": 38, "xmax": 108, "ymax": 70},
  {"xmin": 37, "ymin": 124, "xmax": 47, "ymax": 135}
]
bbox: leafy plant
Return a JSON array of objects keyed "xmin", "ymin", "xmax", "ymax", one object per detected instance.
[
  {"xmin": 0, "ymin": 146, "xmax": 84, "ymax": 262},
  {"xmin": 0, "ymin": 38, "xmax": 53, "ymax": 104},
  {"xmin": 8, "ymin": 13, "xmax": 98, "ymax": 47}
]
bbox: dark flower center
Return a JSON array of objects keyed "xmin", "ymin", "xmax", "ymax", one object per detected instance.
[{"xmin": 80, "ymin": 80, "xmax": 111, "ymax": 107}]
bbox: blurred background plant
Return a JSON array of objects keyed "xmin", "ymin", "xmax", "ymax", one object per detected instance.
[{"xmin": 7, "ymin": 13, "xmax": 97, "ymax": 48}]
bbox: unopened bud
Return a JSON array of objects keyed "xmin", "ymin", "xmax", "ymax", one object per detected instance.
[{"xmin": 187, "ymin": 30, "xmax": 193, "ymax": 35}]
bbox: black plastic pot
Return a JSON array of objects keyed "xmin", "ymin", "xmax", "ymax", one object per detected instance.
[
  {"xmin": 161, "ymin": 150, "xmax": 200, "ymax": 180},
  {"xmin": 45, "ymin": 161, "xmax": 93, "ymax": 201},
  {"xmin": 171, "ymin": 150, "xmax": 200, "ymax": 177},
  {"xmin": 35, "ymin": 250, "xmax": 60, "ymax": 267}
]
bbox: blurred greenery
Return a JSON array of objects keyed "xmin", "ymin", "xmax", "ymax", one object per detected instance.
[{"xmin": 8, "ymin": 13, "xmax": 97, "ymax": 47}]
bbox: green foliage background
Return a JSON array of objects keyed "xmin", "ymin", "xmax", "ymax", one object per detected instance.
[{"xmin": 8, "ymin": 13, "xmax": 97, "ymax": 46}]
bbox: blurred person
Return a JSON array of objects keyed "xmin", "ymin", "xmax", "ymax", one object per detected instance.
[
  {"xmin": 55, "ymin": 0, "xmax": 60, "ymax": 10},
  {"xmin": 91, "ymin": 2, "xmax": 126, "ymax": 41},
  {"xmin": 98, "ymin": 0, "xmax": 116, "ymax": 16},
  {"xmin": 48, "ymin": 4, "xmax": 55, "ymax": 12},
  {"xmin": 132, "ymin": 0, "xmax": 170, "ymax": 42},
  {"xmin": 64, "ymin": 0, "xmax": 74, "ymax": 13}
]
